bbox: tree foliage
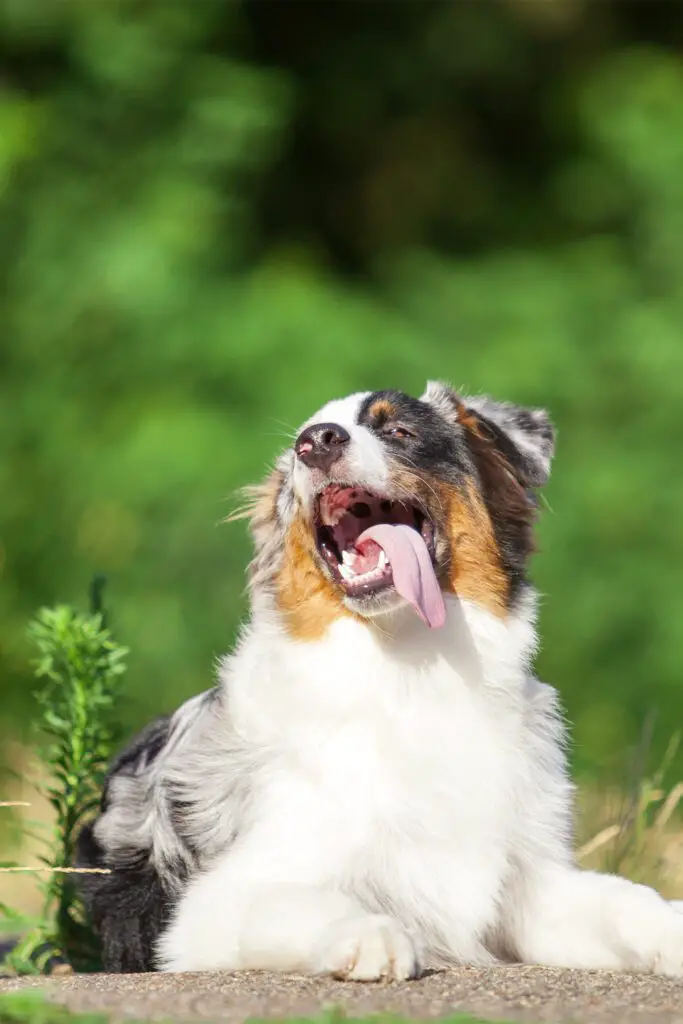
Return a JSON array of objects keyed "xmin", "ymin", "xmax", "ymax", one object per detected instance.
[{"xmin": 2, "ymin": 0, "xmax": 683, "ymax": 776}]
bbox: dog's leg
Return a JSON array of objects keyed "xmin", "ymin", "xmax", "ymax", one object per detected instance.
[
  {"xmin": 506, "ymin": 863, "xmax": 683, "ymax": 975},
  {"xmin": 157, "ymin": 865, "xmax": 419, "ymax": 979}
]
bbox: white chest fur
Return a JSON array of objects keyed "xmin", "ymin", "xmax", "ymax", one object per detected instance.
[
  {"xmin": 164, "ymin": 596, "xmax": 673, "ymax": 980},
  {"xmin": 218, "ymin": 597, "xmax": 553, "ymax": 965}
]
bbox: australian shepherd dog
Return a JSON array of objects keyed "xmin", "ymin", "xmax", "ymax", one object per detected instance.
[{"xmin": 77, "ymin": 382, "xmax": 683, "ymax": 977}]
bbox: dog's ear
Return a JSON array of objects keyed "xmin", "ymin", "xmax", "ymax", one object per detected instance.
[{"xmin": 421, "ymin": 380, "xmax": 555, "ymax": 488}]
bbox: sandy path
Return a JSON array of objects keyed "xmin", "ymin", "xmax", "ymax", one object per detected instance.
[{"xmin": 3, "ymin": 966, "xmax": 683, "ymax": 1023}]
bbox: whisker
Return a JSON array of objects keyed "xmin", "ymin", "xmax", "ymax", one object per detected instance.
[{"xmin": 266, "ymin": 418, "xmax": 298, "ymax": 439}]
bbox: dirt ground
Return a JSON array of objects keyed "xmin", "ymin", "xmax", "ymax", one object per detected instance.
[{"xmin": 3, "ymin": 966, "xmax": 683, "ymax": 1024}]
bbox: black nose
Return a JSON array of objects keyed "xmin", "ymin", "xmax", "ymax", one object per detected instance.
[{"xmin": 295, "ymin": 422, "xmax": 351, "ymax": 472}]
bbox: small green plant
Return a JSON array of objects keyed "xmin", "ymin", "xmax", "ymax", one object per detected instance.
[{"xmin": 1, "ymin": 581, "xmax": 127, "ymax": 975}]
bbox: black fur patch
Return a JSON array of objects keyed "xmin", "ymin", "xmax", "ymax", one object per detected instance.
[
  {"xmin": 464, "ymin": 426, "xmax": 537, "ymax": 605},
  {"xmin": 359, "ymin": 388, "xmax": 539, "ymax": 608},
  {"xmin": 106, "ymin": 714, "xmax": 172, "ymax": 779},
  {"xmin": 358, "ymin": 389, "xmax": 469, "ymax": 481},
  {"xmin": 76, "ymin": 715, "xmax": 177, "ymax": 972},
  {"xmin": 76, "ymin": 822, "xmax": 172, "ymax": 972}
]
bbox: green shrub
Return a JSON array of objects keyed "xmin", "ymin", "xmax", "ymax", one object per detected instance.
[{"xmin": 1, "ymin": 590, "xmax": 126, "ymax": 974}]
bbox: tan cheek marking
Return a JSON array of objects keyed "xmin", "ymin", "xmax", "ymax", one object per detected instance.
[
  {"xmin": 443, "ymin": 481, "xmax": 509, "ymax": 617},
  {"xmin": 276, "ymin": 514, "xmax": 358, "ymax": 641},
  {"xmin": 388, "ymin": 467, "xmax": 509, "ymax": 615}
]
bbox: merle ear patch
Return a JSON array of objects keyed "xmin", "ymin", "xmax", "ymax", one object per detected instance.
[
  {"xmin": 421, "ymin": 380, "xmax": 555, "ymax": 488},
  {"xmin": 421, "ymin": 380, "xmax": 462, "ymax": 422}
]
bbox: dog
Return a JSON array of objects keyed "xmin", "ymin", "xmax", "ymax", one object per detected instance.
[{"xmin": 77, "ymin": 381, "xmax": 683, "ymax": 977}]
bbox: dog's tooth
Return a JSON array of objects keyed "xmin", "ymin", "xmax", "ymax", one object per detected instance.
[
  {"xmin": 342, "ymin": 550, "xmax": 354, "ymax": 566},
  {"xmin": 339, "ymin": 562, "xmax": 354, "ymax": 580},
  {"xmin": 378, "ymin": 550, "xmax": 387, "ymax": 569},
  {"xmin": 319, "ymin": 496, "xmax": 343, "ymax": 527}
]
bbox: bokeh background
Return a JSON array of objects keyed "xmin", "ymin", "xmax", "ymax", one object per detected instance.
[{"xmin": 2, "ymin": 0, "xmax": 683, "ymax": 794}]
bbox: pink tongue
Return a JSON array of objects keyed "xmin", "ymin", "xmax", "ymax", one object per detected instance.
[{"xmin": 356, "ymin": 523, "xmax": 446, "ymax": 629}]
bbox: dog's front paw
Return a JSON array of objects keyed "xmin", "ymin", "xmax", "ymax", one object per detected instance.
[
  {"xmin": 652, "ymin": 927, "xmax": 683, "ymax": 977},
  {"xmin": 314, "ymin": 913, "xmax": 419, "ymax": 982},
  {"xmin": 638, "ymin": 900, "xmax": 683, "ymax": 976}
]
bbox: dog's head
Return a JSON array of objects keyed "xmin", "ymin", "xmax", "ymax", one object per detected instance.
[{"xmin": 236, "ymin": 383, "xmax": 554, "ymax": 639}]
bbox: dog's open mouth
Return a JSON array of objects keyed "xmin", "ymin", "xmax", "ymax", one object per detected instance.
[{"xmin": 314, "ymin": 485, "xmax": 446, "ymax": 628}]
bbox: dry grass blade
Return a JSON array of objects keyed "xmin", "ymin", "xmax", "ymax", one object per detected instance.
[
  {"xmin": 576, "ymin": 824, "xmax": 621, "ymax": 861},
  {"xmin": 0, "ymin": 866, "xmax": 110, "ymax": 874},
  {"xmin": 655, "ymin": 781, "xmax": 683, "ymax": 831}
]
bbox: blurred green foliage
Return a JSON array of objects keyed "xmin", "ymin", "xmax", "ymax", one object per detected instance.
[
  {"xmin": 0, "ymin": 992, "xmax": 496, "ymax": 1024},
  {"xmin": 2, "ymin": 0, "xmax": 683, "ymax": 778}
]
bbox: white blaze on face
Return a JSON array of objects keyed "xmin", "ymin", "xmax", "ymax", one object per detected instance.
[{"xmin": 293, "ymin": 392, "xmax": 390, "ymax": 506}]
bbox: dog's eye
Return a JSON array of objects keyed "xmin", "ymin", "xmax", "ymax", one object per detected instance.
[{"xmin": 383, "ymin": 425, "xmax": 415, "ymax": 440}]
